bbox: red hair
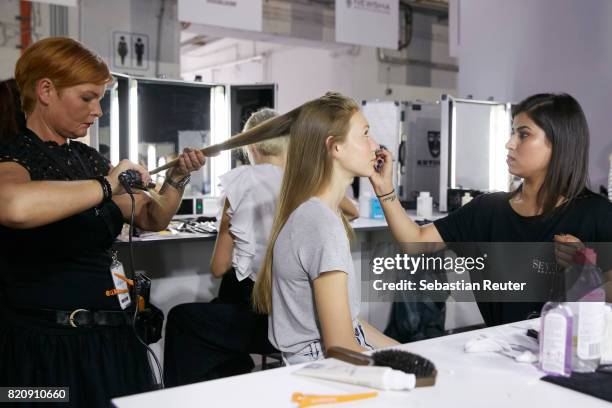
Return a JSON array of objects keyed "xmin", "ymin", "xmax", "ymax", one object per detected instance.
[{"xmin": 14, "ymin": 37, "xmax": 111, "ymax": 114}]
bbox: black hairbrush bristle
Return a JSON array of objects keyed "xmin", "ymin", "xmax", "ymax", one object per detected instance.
[{"xmin": 372, "ymin": 349, "xmax": 437, "ymax": 387}]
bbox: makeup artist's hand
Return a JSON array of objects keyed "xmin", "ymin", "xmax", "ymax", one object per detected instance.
[
  {"xmin": 554, "ymin": 233, "xmax": 585, "ymax": 270},
  {"xmin": 107, "ymin": 160, "xmax": 151, "ymax": 195},
  {"xmin": 167, "ymin": 147, "xmax": 206, "ymax": 182},
  {"xmin": 369, "ymin": 147, "xmax": 394, "ymax": 196}
]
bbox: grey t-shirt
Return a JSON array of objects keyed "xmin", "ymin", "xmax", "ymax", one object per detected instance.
[{"xmin": 269, "ymin": 197, "xmax": 360, "ymax": 354}]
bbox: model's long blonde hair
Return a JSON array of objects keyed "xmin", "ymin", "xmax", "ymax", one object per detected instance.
[{"xmin": 251, "ymin": 92, "xmax": 359, "ymax": 314}]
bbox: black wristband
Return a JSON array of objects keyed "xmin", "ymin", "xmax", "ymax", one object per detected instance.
[
  {"xmin": 93, "ymin": 176, "xmax": 112, "ymax": 203},
  {"xmin": 376, "ymin": 189, "xmax": 395, "ymax": 198}
]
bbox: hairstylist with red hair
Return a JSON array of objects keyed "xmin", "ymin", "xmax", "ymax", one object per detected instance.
[{"xmin": 0, "ymin": 37, "xmax": 206, "ymax": 407}]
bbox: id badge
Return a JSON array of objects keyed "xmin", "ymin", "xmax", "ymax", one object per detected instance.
[{"xmin": 110, "ymin": 252, "xmax": 132, "ymax": 310}]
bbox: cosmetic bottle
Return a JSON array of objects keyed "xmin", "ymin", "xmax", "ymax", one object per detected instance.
[
  {"xmin": 359, "ymin": 191, "xmax": 372, "ymax": 218},
  {"xmin": 601, "ymin": 305, "xmax": 612, "ymax": 365},
  {"xmin": 371, "ymin": 197, "xmax": 384, "ymax": 219},
  {"xmin": 416, "ymin": 191, "xmax": 432, "ymax": 219},
  {"xmin": 539, "ymin": 301, "xmax": 573, "ymax": 377},
  {"xmin": 294, "ymin": 361, "xmax": 415, "ymax": 391},
  {"xmin": 566, "ymin": 248, "xmax": 605, "ymax": 373}
]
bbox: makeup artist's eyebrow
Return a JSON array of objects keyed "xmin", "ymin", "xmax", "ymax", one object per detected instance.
[{"xmin": 83, "ymin": 90, "xmax": 101, "ymax": 99}]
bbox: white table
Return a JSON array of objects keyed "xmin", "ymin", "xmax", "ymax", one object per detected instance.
[
  {"xmin": 115, "ymin": 209, "xmax": 446, "ymax": 242},
  {"xmin": 111, "ymin": 320, "xmax": 609, "ymax": 408}
]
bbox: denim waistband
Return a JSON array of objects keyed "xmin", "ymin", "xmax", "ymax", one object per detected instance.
[{"xmin": 282, "ymin": 322, "xmax": 373, "ymax": 365}]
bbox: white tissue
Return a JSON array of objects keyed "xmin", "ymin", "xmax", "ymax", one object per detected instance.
[{"xmin": 464, "ymin": 336, "xmax": 509, "ymax": 353}]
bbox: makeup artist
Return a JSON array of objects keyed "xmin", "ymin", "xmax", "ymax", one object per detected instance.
[{"xmin": 370, "ymin": 93, "xmax": 612, "ymax": 325}]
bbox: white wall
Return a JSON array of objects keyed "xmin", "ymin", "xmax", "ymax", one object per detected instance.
[
  {"xmin": 181, "ymin": 11, "xmax": 457, "ymax": 112},
  {"xmin": 263, "ymin": 44, "xmax": 401, "ymax": 112},
  {"xmin": 182, "ymin": 39, "xmax": 456, "ymax": 113},
  {"xmin": 454, "ymin": 0, "xmax": 612, "ymax": 191}
]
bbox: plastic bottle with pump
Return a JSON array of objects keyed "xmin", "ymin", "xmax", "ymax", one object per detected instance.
[{"xmin": 539, "ymin": 302, "xmax": 573, "ymax": 377}]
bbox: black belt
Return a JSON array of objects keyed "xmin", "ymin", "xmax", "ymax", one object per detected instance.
[{"xmin": 14, "ymin": 307, "xmax": 133, "ymax": 328}]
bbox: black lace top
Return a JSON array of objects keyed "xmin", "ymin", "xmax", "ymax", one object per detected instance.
[
  {"xmin": 0, "ymin": 130, "xmax": 125, "ymax": 311},
  {"xmin": 0, "ymin": 129, "xmax": 110, "ymax": 180}
]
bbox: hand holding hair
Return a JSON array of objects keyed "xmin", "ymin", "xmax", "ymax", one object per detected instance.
[
  {"xmin": 166, "ymin": 147, "xmax": 207, "ymax": 181},
  {"xmin": 149, "ymin": 108, "xmax": 298, "ymax": 175}
]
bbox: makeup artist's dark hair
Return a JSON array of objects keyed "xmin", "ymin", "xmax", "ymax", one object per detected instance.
[{"xmin": 511, "ymin": 93, "xmax": 590, "ymax": 216}]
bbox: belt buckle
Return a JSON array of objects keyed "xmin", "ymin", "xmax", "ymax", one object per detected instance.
[{"xmin": 69, "ymin": 308, "xmax": 89, "ymax": 328}]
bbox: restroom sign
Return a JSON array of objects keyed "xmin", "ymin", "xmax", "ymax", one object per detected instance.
[{"xmin": 111, "ymin": 31, "xmax": 150, "ymax": 71}]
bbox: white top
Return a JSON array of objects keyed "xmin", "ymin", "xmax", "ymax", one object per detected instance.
[{"xmin": 217, "ymin": 164, "xmax": 283, "ymax": 281}]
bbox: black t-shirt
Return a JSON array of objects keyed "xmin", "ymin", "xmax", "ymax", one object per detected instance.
[
  {"xmin": 433, "ymin": 191, "xmax": 612, "ymax": 325},
  {"xmin": 434, "ymin": 191, "xmax": 612, "ymax": 243},
  {"xmin": 0, "ymin": 130, "xmax": 125, "ymax": 311}
]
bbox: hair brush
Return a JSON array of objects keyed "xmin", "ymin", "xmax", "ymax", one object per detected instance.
[{"xmin": 327, "ymin": 347, "xmax": 437, "ymax": 387}]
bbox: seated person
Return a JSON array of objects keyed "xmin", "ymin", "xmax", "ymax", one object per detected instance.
[
  {"xmin": 250, "ymin": 92, "xmax": 400, "ymax": 364},
  {"xmin": 163, "ymin": 108, "xmax": 286, "ymax": 385}
]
